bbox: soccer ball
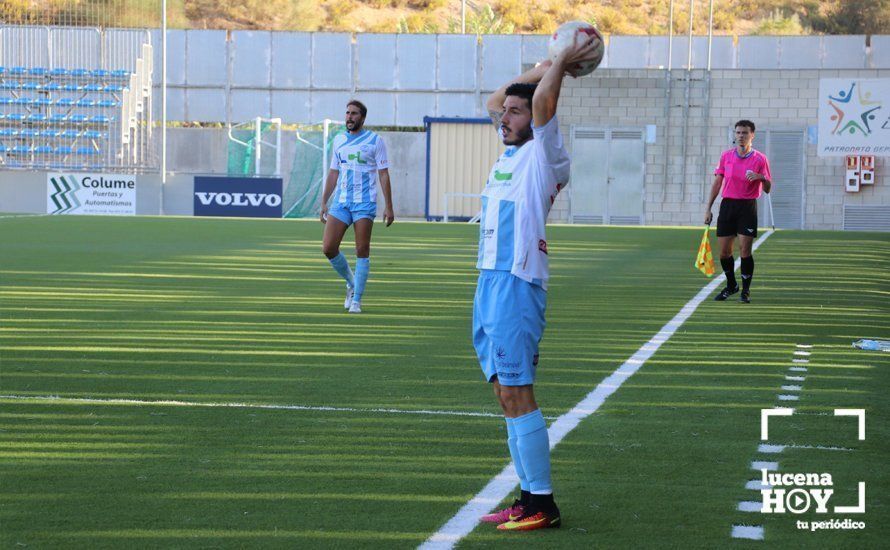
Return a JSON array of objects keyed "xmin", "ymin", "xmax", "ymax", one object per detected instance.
[{"xmin": 548, "ymin": 21, "xmax": 604, "ymax": 77}]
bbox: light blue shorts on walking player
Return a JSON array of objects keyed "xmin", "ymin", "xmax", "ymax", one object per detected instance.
[
  {"xmin": 328, "ymin": 201, "xmax": 376, "ymax": 226},
  {"xmin": 472, "ymin": 270, "xmax": 546, "ymax": 386}
]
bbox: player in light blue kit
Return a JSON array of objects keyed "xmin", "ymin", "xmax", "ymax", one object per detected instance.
[
  {"xmin": 320, "ymin": 100, "xmax": 395, "ymax": 314},
  {"xmin": 473, "ymin": 31, "xmax": 602, "ymax": 531}
]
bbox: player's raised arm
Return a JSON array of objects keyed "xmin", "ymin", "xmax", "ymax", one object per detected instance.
[
  {"xmin": 485, "ymin": 61, "xmax": 553, "ymax": 129},
  {"xmin": 533, "ymin": 30, "xmax": 601, "ymax": 128}
]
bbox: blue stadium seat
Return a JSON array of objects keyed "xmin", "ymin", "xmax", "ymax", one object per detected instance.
[
  {"xmin": 111, "ymin": 70, "xmax": 130, "ymax": 79},
  {"xmin": 97, "ymin": 99, "xmax": 118, "ymax": 108},
  {"xmin": 9, "ymin": 67, "xmax": 27, "ymax": 76},
  {"xmin": 103, "ymin": 84, "xmax": 126, "ymax": 93},
  {"xmin": 76, "ymin": 146, "xmax": 99, "ymax": 155},
  {"xmin": 21, "ymin": 82, "xmax": 40, "ymax": 91},
  {"xmin": 0, "ymin": 128, "xmax": 17, "ymax": 137},
  {"xmin": 84, "ymin": 130, "xmax": 107, "ymax": 139},
  {"xmin": 6, "ymin": 113, "xmax": 25, "ymax": 122},
  {"xmin": 29, "ymin": 68, "xmax": 49, "ymax": 76},
  {"xmin": 43, "ymin": 82, "xmax": 62, "ymax": 92},
  {"xmin": 68, "ymin": 114, "xmax": 88, "ymax": 124},
  {"xmin": 61, "ymin": 129, "xmax": 80, "ymax": 139},
  {"xmin": 0, "ymin": 98, "xmax": 14, "ymax": 105},
  {"xmin": 34, "ymin": 145, "xmax": 53, "ymax": 154},
  {"xmin": 75, "ymin": 98, "xmax": 97, "ymax": 108},
  {"xmin": 27, "ymin": 114, "xmax": 47, "ymax": 122},
  {"xmin": 19, "ymin": 129, "xmax": 38, "ymax": 139},
  {"xmin": 84, "ymin": 84, "xmax": 104, "ymax": 92},
  {"xmin": 0, "ymin": 113, "xmax": 6, "ymax": 121},
  {"xmin": 0, "ymin": 82, "xmax": 20, "ymax": 90},
  {"xmin": 34, "ymin": 98, "xmax": 52, "ymax": 107},
  {"xmin": 48, "ymin": 114, "xmax": 68, "ymax": 123},
  {"xmin": 0, "ymin": 67, "xmax": 5, "ymax": 76},
  {"xmin": 49, "ymin": 68, "xmax": 69, "ymax": 77},
  {"xmin": 41, "ymin": 129, "xmax": 62, "ymax": 138},
  {"xmin": 0, "ymin": 144, "xmax": 7, "ymax": 153},
  {"xmin": 91, "ymin": 69, "xmax": 110, "ymax": 78},
  {"xmin": 62, "ymin": 84, "xmax": 82, "ymax": 92},
  {"xmin": 56, "ymin": 146, "xmax": 73, "ymax": 155},
  {"xmin": 11, "ymin": 145, "xmax": 31, "ymax": 154},
  {"xmin": 55, "ymin": 98, "xmax": 75, "ymax": 107},
  {"xmin": 88, "ymin": 115, "xmax": 111, "ymax": 124},
  {"xmin": 70, "ymin": 69, "xmax": 90, "ymax": 78},
  {"xmin": 14, "ymin": 97, "xmax": 33, "ymax": 106}
]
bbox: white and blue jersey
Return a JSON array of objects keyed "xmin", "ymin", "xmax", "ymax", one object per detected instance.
[
  {"xmin": 476, "ymin": 116, "xmax": 570, "ymax": 290},
  {"xmin": 329, "ymin": 129, "xmax": 389, "ymax": 205}
]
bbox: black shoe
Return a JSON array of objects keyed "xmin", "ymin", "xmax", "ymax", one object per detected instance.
[
  {"xmin": 740, "ymin": 290, "xmax": 750, "ymax": 303},
  {"xmin": 714, "ymin": 286, "xmax": 739, "ymax": 301}
]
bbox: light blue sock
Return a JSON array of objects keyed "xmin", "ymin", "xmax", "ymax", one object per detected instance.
[
  {"xmin": 354, "ymin": 257, "xmax": 370, "ymax": 302},
  {"xmin": 328, "ymin": 252, "xmax": 354, "ymax": 288},
  {"xmin": 506, "ymin": 417, "xmax": 530, "ymax": 492},
  {"xmin": 513, "ymin": 409, "xmax": 552, "ymax": 494}
]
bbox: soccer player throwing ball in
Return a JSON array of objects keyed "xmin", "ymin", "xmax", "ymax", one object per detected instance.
[
  {"xmin": 320, "ymin": 100, "xmax": 395, "ymax": 313},
  {"xmin": 705, "ymin": 120, "xmax": 772, "ymax": 303},
  {"xmin": 474, "ymin": 31, "xmax": 601, "ymax": 531}
]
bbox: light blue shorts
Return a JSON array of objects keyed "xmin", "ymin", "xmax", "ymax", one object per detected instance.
[
  {"xmin": 328, "ymin": 202, "xmax": 376, "ymax": 226},
  {"xmin": 472, "ymin": 270, "xmax": 546, "ymax": 386}
]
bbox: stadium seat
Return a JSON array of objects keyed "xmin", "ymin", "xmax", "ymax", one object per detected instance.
[
  {"xmin": 48, "ymin": 114, "xmax": 68, "ymax": 123},
  {"xmin": 19, "ymin": 129, "xmax": 38, "ymax": 139},
  {"xmin": 76, "ymin": 98, "xmax": 97, "ymax": 108},
  {"xmin": 88, "ymin": 115, "xmax": 112, "ymax": 124},
  {"xmin": 83, "ymin": 130, "xmax": 105, "ymax": 139},
  {"xmin": 68, "ymin": 114, "xmax": 87, "ymax": 124},
  {"xmin": 9, "ymin": 67, "xmax": 27, "ymax": 76},
  {"xmin": 43, "ymin": 82, "xmax": 62, "ymax": 92},
  {"xmin": 11, "ymin": 145, "xmax": 31, "ymax": 154},
  {"xmin": 0, "ymin": 128, "xmax": 17, "ymax": 137},
  {"xmin": 55, "ymin": 146, "xmax": 73, "ymax": 155},
  {"xmin": 0, "ymin": 98, "xmax": 14, "ymax": 106},
  {"xmin": 0, "ymin": 82, "xmax": 20, "ymax": 90},
  {"xmin": 76, "ymin": 146, "xmax": 99, "ymax": 155},
  {"xmin": 0, "ymin": 67, "xmax": 5, "ymax": 76},
  {"xmin": 21, "ymin": 82, "xmax": 40, "ymax": 91},
  {"xmin": 84, "ymin": 84, "xmax": 104, "ymax": 92},
  {"xmin": 70, "ymin": 69, "xmax": 90, "ymax": 78},
  {"xmin": 97, "ymin": 99, "xmax": 118, "ymax": 108},
  {"xmin": 34, "ymin": 98, "xmax": 52, "ymax": 107},
  {"xmin": 29, "ymin": 68, "xmax": 49, "ymax": 76},
  {"xmin": 104, "ymin": 84, "xmax": 126, "ymax": 93},
  {"xmin": 50, "ymin": 68, "xmax": 69, "ymax": 77},
  {"xmin": 0, "ymin": 144, "xmax": 7, "ymax": 153},
  {"xmin": 34, "ymin": 145, "xmax": 53, "ymax": 154},
  {"xmin": 61, "ymin": 129, "xmax": 80, "ymax": 139},
  {"xmin": 111, "ymin": 70, "xmax": 130, "ymax": 79},
  {"xmin": 28, "ymin": 114, "xmax": 47, "ymax": 122},
  {"xmin": 55, "ymin": 98, "xmax": 75, "ymax": 107},
  {"xmin": 62, "ymin": 84, "xmax": 82, "ymax": 92},
  {"xmin": 6, "ymin": 113, "xmax": 25, "ymax": 122}
]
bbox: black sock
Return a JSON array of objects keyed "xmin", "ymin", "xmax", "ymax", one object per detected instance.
[
  {"xmin": 720, "ymin": 256, "xmax": 737, "ymax": 289},
  {"xmin": 530, "ymin": 493, "xmax": 556, "ymax": 510},
  {"xmin": 741, "ymin": 256, "xmax": 754, "ymax": 292},
  {"xmin": 519, "ymin": 490, "xmax": 531, "ymax": 505}
]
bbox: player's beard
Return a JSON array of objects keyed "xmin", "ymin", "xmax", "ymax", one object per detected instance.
[
  {"xmin": 502, "ymin": 124, "xmax": 532, "ymax": 146},
  {"xmin": 347, "ymin": 119, "xmax": 364, "ymax": 133}
]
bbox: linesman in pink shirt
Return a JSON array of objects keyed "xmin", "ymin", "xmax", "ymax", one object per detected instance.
[{"xmin": 704, "ymin": 120, "xmax": 772, "ymax": 303}]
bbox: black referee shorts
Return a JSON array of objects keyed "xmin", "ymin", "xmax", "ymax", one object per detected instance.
[{"xmin": 717, "ymin": 198, "xmax": 758, "ymax": 238}]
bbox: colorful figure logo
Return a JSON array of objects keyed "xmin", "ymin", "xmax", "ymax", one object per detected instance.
[{"xmin": 827, "ymin": 82, "xmax": 882, "ymax": 137}]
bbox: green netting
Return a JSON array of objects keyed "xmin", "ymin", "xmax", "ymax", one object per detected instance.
[
  {"xmin": 227, "ymin": 122, "xmax": 277, "ymax": 177},
  {"xmin": 282, "ymin": 124, "xmax": 345, "ymax": 219}
]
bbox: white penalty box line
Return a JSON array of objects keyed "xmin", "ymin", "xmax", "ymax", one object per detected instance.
[
  {"xmin": 0, "ymin": 394, "xmax": 545, "ymax": 420},
  {"xmin": 761, "ymin": 408, "xmax": 865, "ymax": 441},
  {"xmin": 420, "ymin": 231, "xmax": 776, "ymax": 549}
]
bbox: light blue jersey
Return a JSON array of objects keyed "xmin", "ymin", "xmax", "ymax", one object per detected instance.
[{"xmin": 329, "ymin": 129, "xmax": 389, "ymax": 205}]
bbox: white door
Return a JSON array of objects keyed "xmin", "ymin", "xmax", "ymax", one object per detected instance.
[{"xmin": 569, "ymin": 127, "xmax": 645, "ymax": 224}]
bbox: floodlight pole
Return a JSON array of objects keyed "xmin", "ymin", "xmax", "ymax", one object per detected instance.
[{"xmin": 161, "ymin": 0, "xmax": 167, "ymax": 213}]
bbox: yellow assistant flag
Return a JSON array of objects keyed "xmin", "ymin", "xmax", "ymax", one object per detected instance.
[{"xmin": 695, "ymin": 226, "xmax": 716, "ymax": 277}]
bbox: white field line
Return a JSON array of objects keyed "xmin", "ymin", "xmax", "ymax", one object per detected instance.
[
  {"xmin": 419, "ymin": 231, "xmax": 775, "ymax": 549},
  {"xmin": 0, "ymin": 394, "xmax": 550, "ymax": 419}
]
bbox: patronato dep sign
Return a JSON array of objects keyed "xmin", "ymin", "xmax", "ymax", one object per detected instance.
[
  {"xmin": 818, "ymin": 78, "xmax": 890, "ymax": 157},
  {"xmin": 193, "ymin": 176, "xmax": 283, "ymax": 218},
  {"xmin": 47, "ymin": 172, "xmax": 137, "ymax": 215}
]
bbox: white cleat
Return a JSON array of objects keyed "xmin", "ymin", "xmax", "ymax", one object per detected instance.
[
  {"xmin": 344, "ymin": 286, "xmax": 354, "ymax": 309},
  {"xmin": 348, "ymin": 300, "xmax": 362, "ymax": 314}
]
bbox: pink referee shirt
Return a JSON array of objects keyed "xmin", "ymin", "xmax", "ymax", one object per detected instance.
[{"xmin": 715, "ymin": 148, "xmax": 772, "ymax": 200}]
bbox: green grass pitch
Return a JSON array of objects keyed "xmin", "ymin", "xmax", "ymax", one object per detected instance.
[{"xmin": 1, "ymin": 215, "xmax": 887, "ymax": 548}]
